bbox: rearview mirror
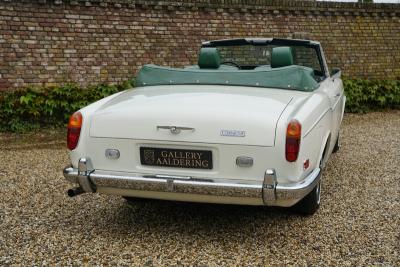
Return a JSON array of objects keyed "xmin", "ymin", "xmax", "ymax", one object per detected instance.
[{"xmin": 331, "ymin": 68, "xmax": 341, "ymax": 79}]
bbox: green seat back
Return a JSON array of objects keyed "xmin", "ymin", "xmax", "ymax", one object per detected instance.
[
  {"xmin": 198, "ymin": 48, "xmax": 221, "ymax": 69},
  {"xmin": 271, "ymin": 47, "xmax": 294, "ymax": 68}
]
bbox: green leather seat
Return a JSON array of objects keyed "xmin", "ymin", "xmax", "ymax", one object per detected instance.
[
  {"xmin": 185, "ymin": 48, "xmax": 238, "ymax": 70},
  {"xmin": 271, "ymin": 47, "xmax": 294, "ymax": 68},
  {"xmin": 198, "ymin": 47, "xmax": 221, "ymax": 69}
]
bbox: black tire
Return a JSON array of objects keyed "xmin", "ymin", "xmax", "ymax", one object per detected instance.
[
  {"xmin": 332, "ymin": 133, "xmax": 340, "ymax": 153},
  {"xmin": 293, "ymin": 180, "xmax": 321, "ymax": 215}
]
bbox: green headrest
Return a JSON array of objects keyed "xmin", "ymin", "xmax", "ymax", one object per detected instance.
[
  {"xmin": 271, "ymin": 47, "xmax": 294, "ymax": 68},
  {"xmin": 198, "ymin": 48, "xmax": 221, "ymax": 69}
]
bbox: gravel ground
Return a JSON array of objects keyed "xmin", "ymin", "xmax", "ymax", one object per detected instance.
[{"xmin": 0, "ymin": 111, "xmax": 399, "ymax": 266}]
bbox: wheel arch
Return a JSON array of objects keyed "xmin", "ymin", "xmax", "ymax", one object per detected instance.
[{"xmin": 318, "ymin": 131, "xmax": 331, "ymax": 169}]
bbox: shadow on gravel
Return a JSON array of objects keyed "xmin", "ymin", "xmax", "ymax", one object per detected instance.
[{"xmin": 85, "ymin": 198, "xmax": 304, "ymax": 240}]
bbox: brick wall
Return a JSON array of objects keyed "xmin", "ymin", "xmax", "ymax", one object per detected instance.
[{"xmin": 0, "ymin": 0, "xmax": 399, "ymax": 91}]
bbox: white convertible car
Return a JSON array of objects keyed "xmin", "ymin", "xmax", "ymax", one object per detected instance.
[{"xmin": 64, "ymin": 38, "xmax": 345, "ymax": 215}]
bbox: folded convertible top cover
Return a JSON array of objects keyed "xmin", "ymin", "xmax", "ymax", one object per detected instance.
[{"xmin": 136, "ymin": 64, "xmax": 319, "ymax": 91}]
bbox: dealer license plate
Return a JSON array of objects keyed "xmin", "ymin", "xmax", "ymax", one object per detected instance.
[{"xmin": 140, "ymin": 147, "xmax": 213, "ymax": 170}]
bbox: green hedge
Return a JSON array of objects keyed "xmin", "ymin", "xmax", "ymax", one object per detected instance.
[
  {"xmin": 343, "ymin": 79, "xmax": 400, "ymax": 113},
  {"xmin": 0, "ymin": 78, "xmax": 399, "ymax": 132},
  {"xmin": 0, "ymin": 81, "xmax": 133, "ymax": 132}
]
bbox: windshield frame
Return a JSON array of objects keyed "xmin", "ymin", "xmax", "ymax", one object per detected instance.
[{"xmin": 202, "ymin": 38, "xmax": 328, "ymax": 81}]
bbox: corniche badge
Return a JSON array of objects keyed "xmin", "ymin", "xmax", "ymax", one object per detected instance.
[{"xmin": 221, "ymin": 130, "xmax": 246, "ymax": 137}]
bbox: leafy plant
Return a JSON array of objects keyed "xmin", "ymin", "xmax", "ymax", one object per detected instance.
[
  {"xmin": 343, "ymin": 79, "xmax": 400, "ymax": 113},
  {"xmin": 0, "ymin": 80, "xmax": 134, "ymax": 132}
]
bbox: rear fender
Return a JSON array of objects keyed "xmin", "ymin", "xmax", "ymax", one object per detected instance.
[
  {"xmin": 68, "ymin": 91, "xmax": 127, "ymax": 167},
  {"xmin": 274, "ymin": 92, "xmax": 330, "ymax": 182}
]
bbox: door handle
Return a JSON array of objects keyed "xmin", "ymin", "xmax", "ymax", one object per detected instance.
[{"xmin": 334, "ymin": 93, "xmax": 341, "ymax": 97}]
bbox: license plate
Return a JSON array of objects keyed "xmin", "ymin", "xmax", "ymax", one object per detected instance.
[{"xmin": 140, "ymin": 147, "xmax": 213, "ymax": 169}]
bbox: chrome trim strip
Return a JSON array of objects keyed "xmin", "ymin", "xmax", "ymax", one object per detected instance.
[
  {"xmin": 153, "ymin": 174, "xmax": 192, "ymax": 180},
  {"xmin": 331, "ymin": 93, "xmax": 342, "ymax": 111}
]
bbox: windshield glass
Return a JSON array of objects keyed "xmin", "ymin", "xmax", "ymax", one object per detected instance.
[{"xmin": 217, "ymin": 45, "xmax": 323, "ymax": 75}]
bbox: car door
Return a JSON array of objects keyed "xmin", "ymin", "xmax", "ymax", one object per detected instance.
[
  {"xmin": 322, "ymin": 75, "xmax": 344, "ymax": 144},
  {"xmin": 318, "ymin": 46, "xmax": 344, "ymax": 144}
]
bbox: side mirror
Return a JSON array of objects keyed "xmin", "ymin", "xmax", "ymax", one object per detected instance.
[{"xmin": 331, "ymin": 68, "xmax": 341, "ymax": 79}]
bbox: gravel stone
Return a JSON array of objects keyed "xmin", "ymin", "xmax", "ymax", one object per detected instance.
[{"xmin": 0, "ymin": 111, "xmax": 399, "ymax": 266}]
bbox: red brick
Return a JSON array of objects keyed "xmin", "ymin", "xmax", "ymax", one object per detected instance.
[{"xmin": 0, "ymin": 0, "xmax": 399, "ymax": 91}]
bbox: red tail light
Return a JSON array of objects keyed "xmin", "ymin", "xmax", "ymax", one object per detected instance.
[
  {"xmin": 67, "ymin": 112, "xmax": 82, "ymax": 150},
  {"xmin": 285, "ymin": 119, "xmax": 301, "ymax": 162}
]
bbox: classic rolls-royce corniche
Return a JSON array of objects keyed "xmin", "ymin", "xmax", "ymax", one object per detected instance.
[{"xmin": 63, "ymin": 38, "xmax": 345, "ymax": 215}]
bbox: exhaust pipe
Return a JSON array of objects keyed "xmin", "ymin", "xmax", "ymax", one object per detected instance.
[{"xmin": 67, "ymin": 187, "xmax": 84, "ymax": 197}]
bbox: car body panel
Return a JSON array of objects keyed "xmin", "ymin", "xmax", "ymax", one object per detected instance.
[{"xmin": 89, "ymin": 85, "xmax": 301, "ymax": 147}]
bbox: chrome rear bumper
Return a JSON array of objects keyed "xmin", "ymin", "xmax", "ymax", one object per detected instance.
[{"xmin": 63, "ymin": 158, "xmax": 321, "ymax": 207}]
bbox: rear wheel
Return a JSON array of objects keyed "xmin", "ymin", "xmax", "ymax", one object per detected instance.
[{"xmin": 293, "ymin": 180, "xmax": 321, "ymax": 215}]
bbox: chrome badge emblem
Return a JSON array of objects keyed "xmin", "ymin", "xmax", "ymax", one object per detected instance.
[
  {"xmin": 157, "ymin": 125, "xmax": 195, "ymax": 135},
  {"xmin": 220, "ymin": 130, "xmax": 246, "ymax": 137}
]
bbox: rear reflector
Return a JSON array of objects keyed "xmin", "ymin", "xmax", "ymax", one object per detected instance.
[
  {"xmin": 303, "ymin": 159, "xmax": 310, "ymax": 170},
  {"xmin": 67, "ymin": 112, "xmax": 82, "ymax": 150},
  {"xmin": 285, "ymin": 119, "xmax": 301, "ymax": 162}
]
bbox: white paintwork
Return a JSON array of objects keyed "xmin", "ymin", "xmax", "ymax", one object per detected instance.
[
  {"xmin": 68, "ymin": 52, "xmax": 345, "ymax": 206},
  {"xmin": 89, "ymin": 85, "xmax": 295, "ymax": 147}
]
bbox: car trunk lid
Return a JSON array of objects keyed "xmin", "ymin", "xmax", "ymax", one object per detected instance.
[{"xmin": 89, "ymin": 85, "xmax": 294, "ymax": 147}]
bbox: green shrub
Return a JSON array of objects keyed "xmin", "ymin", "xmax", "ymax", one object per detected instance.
[
  {"xmin": 0, "ymin": 81, "xmax": 133, "ymax": 132},
  {"xmin": 343, "ymin": 79, "xmax": 400, "ymax": 113},
  {"xmin": 0, "ymin": 78, "xmax": 399, "ymax": 133}
]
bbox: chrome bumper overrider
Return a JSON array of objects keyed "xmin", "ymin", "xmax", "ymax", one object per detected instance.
[{"xmin": 63, "ymin": 158, "xmax": 321, "ymax": 207}]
